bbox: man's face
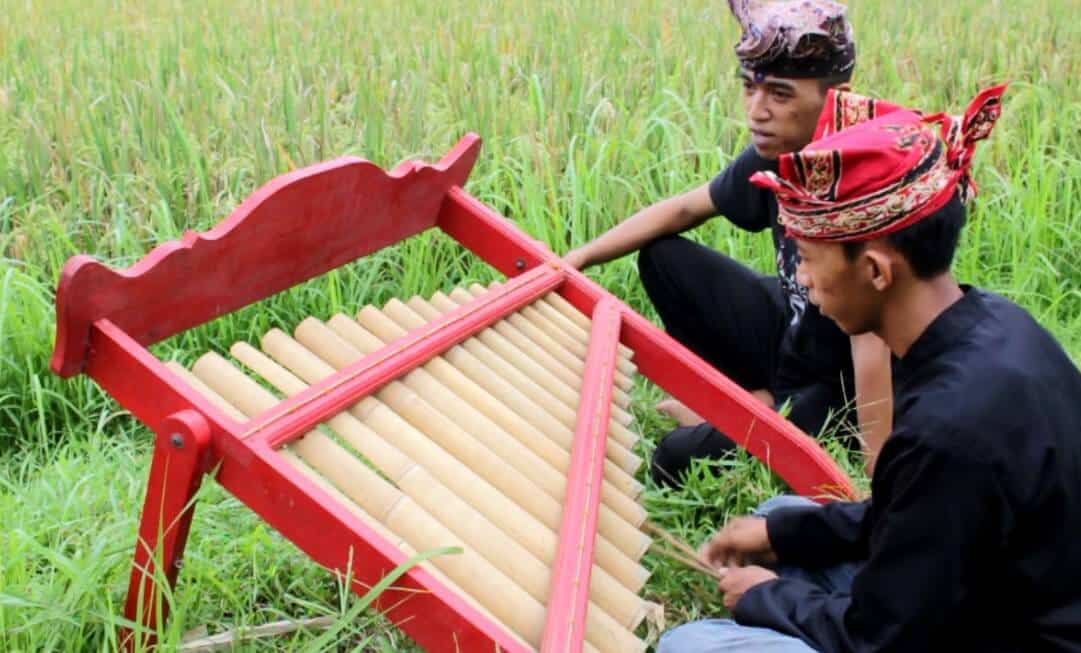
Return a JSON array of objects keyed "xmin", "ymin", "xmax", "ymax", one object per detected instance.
[
  {"xmin": 795, "ymin": 239, "xmax": 884, "ymax": 335},
  {"xmin": 740, "ymin": 69, "xmax": 828, "ymax": 160}
]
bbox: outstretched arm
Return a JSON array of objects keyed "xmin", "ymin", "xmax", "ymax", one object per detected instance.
[{"xmin": 564, "ymin": 182, "xmax": 717, "ymax": 270}]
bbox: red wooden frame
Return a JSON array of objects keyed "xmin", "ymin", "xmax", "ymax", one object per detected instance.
[
  {"xmin": 52, "ymin": 134, "xmax": 854, "ymax": 652},
  {"xmin": 542, "ymin": 297, "xmax": 622, "ymax": 653}
]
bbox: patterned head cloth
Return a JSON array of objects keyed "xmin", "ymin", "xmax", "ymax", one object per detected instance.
[
  {"xmin": 749, "ymin": 85, "xmax": 1008, "ymax": 242},
  {"xmin": 728, "ymin": 0, "xmax": 856, "ymax": 78}
]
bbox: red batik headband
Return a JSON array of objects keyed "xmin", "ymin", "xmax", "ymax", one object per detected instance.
[{"xmin": 750, "ymin": 84, "xmax": 1008, "ymax": 242}]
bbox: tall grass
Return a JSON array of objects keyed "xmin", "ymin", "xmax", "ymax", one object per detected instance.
[{"xmin": 1, "ymin": 0, "xmax": 1078, "ymax": 649}]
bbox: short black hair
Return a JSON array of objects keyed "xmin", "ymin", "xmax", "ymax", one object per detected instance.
[
  {"xmin": 816, "ymin": 67, "xmax": 854, "ymax": 94},
  {"xmin": 842, "ymin": 193, "xmax": 967, "ymax": 279}
]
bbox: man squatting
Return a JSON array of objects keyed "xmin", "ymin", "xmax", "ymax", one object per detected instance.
[{"xmin": 565, "ymin": 0, "xmax": 895, "ymax": 485}]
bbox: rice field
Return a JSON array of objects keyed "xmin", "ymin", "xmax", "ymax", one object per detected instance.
[{"xmin": 1, "ymin": 0, "xmax": 1079, "ymax": 650}]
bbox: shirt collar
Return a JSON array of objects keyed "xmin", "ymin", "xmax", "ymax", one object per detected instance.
[{"xmin": 893, "ymin": 285, "xmax": 987, "ymax": 381}]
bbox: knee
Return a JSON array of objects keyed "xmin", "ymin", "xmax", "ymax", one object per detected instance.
[
  {"xmin": 651, "ymin": 425, "xmax": 737, "ymax": 489},
  {"xmin": 650, "ymin": 433, "xmax": 692, "ymax": 488},
  {"xmin": 754, "ymin": 495, "xmax": 819, "ymax": 517},
  {"xmin": 656, "ymin": 619, "xmax": 734, "ymax": 653},
  {"xmin": 659, "ymin": 619, "xmax": 818, "ymax": 653},
  {"xmin": 637, "ymin": 234, "xmax": 686, "ymax": 282}
]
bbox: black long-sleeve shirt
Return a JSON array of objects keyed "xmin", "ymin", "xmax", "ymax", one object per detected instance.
[{"xmin": 734, "ymin": 288, "xmax": 1081, "ymax": 652}]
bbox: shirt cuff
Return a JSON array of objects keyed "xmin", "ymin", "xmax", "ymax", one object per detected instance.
[
  {"xmin": 766, "ymin": 505, "xmax": 820, "ymax": 563},
  {"xmin": 732, "ymin": 576, "xmax": 822, "ymax": 630}
]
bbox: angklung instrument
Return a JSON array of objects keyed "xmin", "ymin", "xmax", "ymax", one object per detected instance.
[{"xmin": 50, "ymin": 134, "xmax": 855, "ymax": 652}]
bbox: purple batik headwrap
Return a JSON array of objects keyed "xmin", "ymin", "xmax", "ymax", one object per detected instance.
[{"xmin": 728, "ymin": 0, "xmax": 856, "ymax": 78}]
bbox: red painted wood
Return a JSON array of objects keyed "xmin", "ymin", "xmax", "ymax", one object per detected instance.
[
  {"xmin": 220, "ymin": 441, "xmax": 532, "ymax": 653},
  {"xmin": 85, "ymin": 321, "xmax": 528, "ymax": 652},
  {"xmin": 121, "ymin": 410, "xmax": 212, "ymax": 652},
  {"xmin": 86, "ymin": 320, "xmax": 246, "ymax": 437},
  {"xmin": 618, "ymin": 311, "xmax": 855, "ymax": 500},
  {"xmin": 244, "ymin": 262, "xmax": 563, "ymax": 448},
  {"xmin": 438, "ymin": 185, "xmax": 549, "ymax": 277},
  {"xmin": 57, "ymin": 134, "xmax": 857, "ymax": 653},
  {"xmin": 439, "ymin": 187, "xmax": 856, "ymax": 501},
  {"xmin": 541, "ymin": 298, "xmax": 622, "ymax": 653},
  {"xmin": 52, "ymin": 135, "xmax": 482, "ymax": 378}
]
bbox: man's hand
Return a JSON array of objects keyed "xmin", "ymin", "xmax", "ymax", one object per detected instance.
[
  {"xmin": 718, "ymin": 565, "xmax": 778, "ymax": 610},
  {"xmin": 701, "ymin": 516, "xmax": 777, "ymax": 568},
  {"xmin": 562, "ymin": 247, "xmax": 591, "ymax": 271}
]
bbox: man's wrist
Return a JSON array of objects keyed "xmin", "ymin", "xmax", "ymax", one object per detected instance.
[
  {"xmin": 731, "ymin": 576, "xmax": 780, "ymax": 625},
  {"xmin": 567, "ymin": 245, "xmax": 596, "ymax": 269}
]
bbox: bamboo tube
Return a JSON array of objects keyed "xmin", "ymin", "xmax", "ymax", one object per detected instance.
[
  {"xmin": 166, "ymin": 361, "xmax": 249, "ymax": 424},
  {"xmin": 399, "ymin": 467, "xmax": 643, "ymax": 653},
  {"xmin": 362, "ymin": 300, "xmax": 641, "ymax": 473},
  {"xmin": 168, "ymin": 361, "xmax": 408, "ymax": 548},
  {"xmin": 517, "ymin": 301, "xmax": 638, "ymax": 380},
  {"xmin": 371, "ymin": 311, "xmax": 639, "ymax": 505},
  {"xmin": 513, "ymin": 286, "xmax": 617, "ymax": 362},
  {"xmin": 179, "ymin": 358, "xmax": 553, "ymax": 649},
  {"xmin": 538, "ymin": 291, "xmax": 598, "ymax": 341},
  {"xmin": 436, "ymin": 290, "xmax": 636, "ymax": 427},
  {"xmin": 486, "ymin": 281, "xmax": 634, "ymax": 361},
  {"xmin": 281, "ymin": 449, "xmax": 541, "ymax": 651},
  {"xmin": 165, "ymin": 362, "xmax": 531, "ymax": 648},
  {"xmin": 282, "ymin": 450, "xmax": 536, "ymax": 648},
  {"xmin": 425, "ymin": 293, "xmax": 589, "ymax": 413},
  {"xmin": 231, "ymin": 343, "xmax": 649, "ymax": 631},
  {"xmin": 294, "ymin": 318, "xmax": 649, "ymax": 554},
  {"xmin": 324, "ymin": 313, "xmax": 643, "ymax": 506},
  {"xmin": 436, "ymin": 289, "xmax": 640, "ymax": 437},
  {"xmin": 335, "ymin": 336, "xmax": 638, "ymax": 507},
  {"xmin": 399, "ymin": 463, "xmax": 644, "ymax": 650},
  {"xmin": 298, "ymin": 317, "xmax": 645, "ymax": 527},
  {"xmin": 518, "ymin": 302, "xmax": 589, "ymax": 357},
  {"xmin": 386, "ymin": 296, "xmax": 640, "ymax": 462},
  {"xmin": 546, "ymin": 291, "xmax": 595, "ymax": 330},
  {"xmin": 198, "ymin": 353, "xmax": 640, "ymax": 651},
  {"xmin": 448, "ymin": 287, "xmax": 634, "ymax": 405},
  {"xmin": 405, "ymin": 294, "xmax": 641, "ymax": 458},
  {"xmin": 548, "ymin": 296, "xmax": 635, "ymax": 360},
  {"xmin": 463, "ymin": 284, "xmax": 637, "ymax": 390},
  {"xmin": 261, "ymin": 328, "xmax": 646, "ymax": 563},
  {"xmin": 254, "ymin": 330, "xmax": 650, "ymax": 592}
]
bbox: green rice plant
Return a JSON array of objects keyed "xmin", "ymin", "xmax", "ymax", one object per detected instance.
[{"xmin": 1, "ymin": 0, "xmax": 1077, "ymax": 648}]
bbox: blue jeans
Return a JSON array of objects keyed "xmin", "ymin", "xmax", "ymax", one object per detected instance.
[{"xmin": 655, "ymin": 496, "xmax": 860, "ymax": 653}]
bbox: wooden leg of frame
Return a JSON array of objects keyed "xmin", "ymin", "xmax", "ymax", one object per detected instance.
[{"xmin": 121, "ymin": 409, "xmax": 212, "ymax": 652}]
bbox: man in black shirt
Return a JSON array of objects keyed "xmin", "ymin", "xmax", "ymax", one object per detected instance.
[
  {"xmin": 659, "ymin": 84, "xmax": 1081, "ymax": 652},
  {"xmin": 563, "ymin": 0, "xmax": 895, "ymax": 486}
]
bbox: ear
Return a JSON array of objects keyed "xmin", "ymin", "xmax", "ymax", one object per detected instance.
[
  {"xmin": 836, "ymin": 82, "xmax": 852, "ymax": 92},
  {"xmin": 863, "ymin": 247, "xmax": 893, "ymax": 292}
]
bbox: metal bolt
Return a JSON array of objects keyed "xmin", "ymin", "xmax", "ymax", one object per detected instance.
[
  {"xmin": 170, "ymin": 433, "xmax": 184, "ymax": 449},
  {"xmin": 515, "ymin": 257, "xmax": 526, "ymax": 270}
]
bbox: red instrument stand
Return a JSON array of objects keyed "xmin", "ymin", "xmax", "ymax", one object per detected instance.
[{"xmin": 51, "ymin": 134, "xmax": 854, "ymax": 652}]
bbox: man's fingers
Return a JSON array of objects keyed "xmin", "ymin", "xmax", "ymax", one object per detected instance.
[
  {"xmin": 709, "ymin": 550, "xmax": 731, "ymax": 569},
  {"xmin": 703, "ymin": 533, "xmax": 731, "ymax": 565},
  {"xmin": 700, "ymin": 541, "xmax": 716, "ymax": 564},
  {"xmin": 700, "ymin": 534, "xmax": 720, "ymax": 556},
  {"xmin": 720, "ymin": 571, "xmax": 742, "ymax": 609}
]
